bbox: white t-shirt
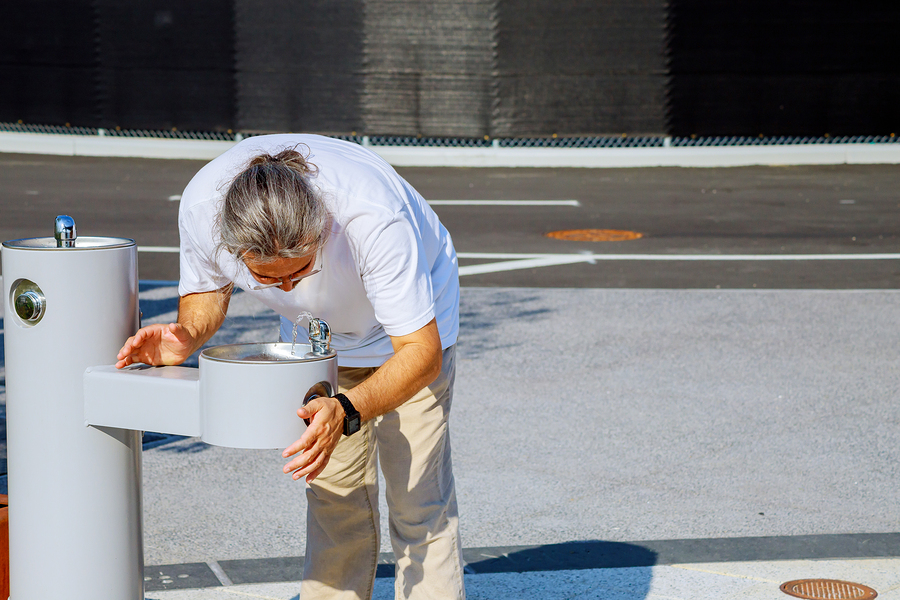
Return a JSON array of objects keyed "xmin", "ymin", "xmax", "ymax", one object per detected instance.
[{"xmin": 178, "ymin": 134, "xmax": 459, "ymax": 367}]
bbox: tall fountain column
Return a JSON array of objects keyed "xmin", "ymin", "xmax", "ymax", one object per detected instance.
[{"xmin": 2, "ymin": 217, "xmax": 143, "ymax": 600}]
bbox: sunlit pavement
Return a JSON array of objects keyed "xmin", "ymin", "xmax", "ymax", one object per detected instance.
[
  {"xmin": 127, "ymin": 283, "xmax": 900, "ymax": 599},
  {"xmin": 2, "ymin": 155, "xmax": 899, "ymax": 598}
]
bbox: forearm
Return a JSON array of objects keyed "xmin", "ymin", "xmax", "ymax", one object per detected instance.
[
  {"xmin": 344, "ymin": 319, "xmax": 443, "ymax": 422},
  {"xmin": 176, "ymin": 285, "xmax": 232, "ymax": 354}
]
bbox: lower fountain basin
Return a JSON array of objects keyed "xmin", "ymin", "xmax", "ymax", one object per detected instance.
[
  {"xmin": 84, "ymin": 342, "xmax": 339, "ymax": 449},
  {"xmin": 199, "ymin": 342, "xmax": 338, "ymax": 448}
]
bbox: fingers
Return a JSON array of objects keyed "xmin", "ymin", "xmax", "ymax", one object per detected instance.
[
  {"xmin": 286, "ymin": 449, "xmax": 331, "ymax": 482},
  {"xmin": 283, "ymin": 397, "xmax": 342, "ymax": 483},
  {"xmin": 282, "ymin": 425, "xmax": 320, "ymax": 478},
  {"xmin": 116, "ymin": 332, "xmax": 146, "ymax": 368},
  {"xmin": 115, "ymin": 335, "xmax": 137, "ymax": 368},
  {"xmin": 115, "ymin": 324, "xmax": 167, "ymax": 368},
  {"xmin": 282, "ymin": 428, "xmax": 309, "ymax": 459}
]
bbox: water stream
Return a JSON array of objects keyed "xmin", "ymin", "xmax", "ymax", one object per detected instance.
[{"xmin": 290, "ymin": 311, "xmax": 314, "ymax": 355}]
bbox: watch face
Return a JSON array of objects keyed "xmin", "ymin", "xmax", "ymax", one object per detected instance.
[{"xmin": 347, "ymin": 414, "xmax": 361, "ymax": 434}]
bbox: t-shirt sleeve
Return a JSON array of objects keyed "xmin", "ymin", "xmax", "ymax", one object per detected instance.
[
  {"xmin": 178, "ymin": 202, "xmax": 232, "ymax": 296},
  {"xmin": 355, "ymin": 209, "xmax": 436, "ymax": 338}
]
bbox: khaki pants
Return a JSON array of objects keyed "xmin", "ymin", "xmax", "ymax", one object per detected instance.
[{"xmin": 300, "ymin": 346, "xmax": 465, "ymax": 600}]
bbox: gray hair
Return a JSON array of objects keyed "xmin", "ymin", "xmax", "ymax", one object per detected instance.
[{"xmin": 216, "ymin": 145, "xmax": 330, "ymax": 263}]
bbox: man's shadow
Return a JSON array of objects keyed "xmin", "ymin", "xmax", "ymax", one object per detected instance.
[
  {"xmin": 293, "ymin": 540, "xmax": 656, "ymax": 599},
  {"xmin": 463, "ymin": 541, "xmax": 656, "ymax": 598},
  {"xmin": 464, "ymin": 540, "xmax": 658, "ymax": 573}
]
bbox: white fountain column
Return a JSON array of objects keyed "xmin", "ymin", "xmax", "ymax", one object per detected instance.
[{"xmin": 2, "ymin": 226, "xmax": 143, "ymax": 600}]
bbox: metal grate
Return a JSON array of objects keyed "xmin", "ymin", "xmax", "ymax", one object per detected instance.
[
  {"xmin": 0, "ymin": 121, "xmax": 97, "ymax": 136},
  {"xmin": 0, "ymin": 122, "xmax": 239, "ymax": 141},
  {"xmin": 672, "ymin": 135, "xmax": 899, "ymax": 147},
  {"xmin": 780, "ymin": 579, "xmax": 877, "ymax": 600},
  {"xmin": 367, "ymin": 136, "xmax": 492, "ymax": 147},
  {"xmin": 500, "ymin": 136, "xmax": 665, "ymax": 148},
  {"xmin": 1, "ymin": 122, "xmax": 899, "ymax": 148}
]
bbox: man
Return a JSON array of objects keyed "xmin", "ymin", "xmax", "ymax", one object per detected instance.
[{"xmin": 116, "ymin": 134, "xmax": 464, "ymax": 600}]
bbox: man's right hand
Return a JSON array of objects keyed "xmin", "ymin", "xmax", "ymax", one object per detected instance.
[{"xmin": 115, "ymin": 323, "xmax": 196, "ymax": 368}]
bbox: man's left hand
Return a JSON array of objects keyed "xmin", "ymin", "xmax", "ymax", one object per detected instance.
[{"xmin": 282, "ymin": 396, "xmax": 345, "ymax": 482}]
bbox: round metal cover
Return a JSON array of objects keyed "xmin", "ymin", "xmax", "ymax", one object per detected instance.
[
  {"xmin": 545, "ymin": 229, "xmax": 643, "ymax": 242},
  {"xmin": 780, "ymin": 579, "xmax": 877, "ymax": 600}
]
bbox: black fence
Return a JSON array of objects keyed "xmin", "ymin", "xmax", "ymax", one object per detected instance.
[{"xmin": 1, "ymin": 1, "xmax": 898, "ymax": 138}]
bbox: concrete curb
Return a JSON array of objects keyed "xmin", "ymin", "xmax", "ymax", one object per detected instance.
[
  {"xmin": 0, "ymin": 132, "xmax": 233, "ymax": 161},
  {"xmin": 372, "ymin": 142, "xmax": 900, "ymax": 168},
  {"xmin": 2, "ymin": 131, "xmax": 900, "ymax": 168}
]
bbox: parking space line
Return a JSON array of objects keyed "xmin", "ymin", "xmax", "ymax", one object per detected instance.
[
  {"xmin": 458, "ymin": 252, "xmax": 900, "ymax": 261},
  {"xmin": 428, "ymin": 200, "xmax": 581, "ymax": 206},
  {"xmin": 459, "ymin": 255, "xmax": 595, "ymax": 276},
  {"xmin": 457, "ymin": 252, "xmax": 900, "ymax": 276},
  {"xmin": 139, "ymin": 246, "xmax": 180, "ymax": 253}
]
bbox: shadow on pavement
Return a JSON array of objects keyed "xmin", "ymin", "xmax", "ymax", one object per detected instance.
[{"xmin": 464, "ymin": 540, "xmax": 658, "ymax": 573}]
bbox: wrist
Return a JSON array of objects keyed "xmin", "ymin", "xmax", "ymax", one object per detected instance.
[{"xmin": 334, "ymin": 393, "xmax": 361, "ymax": 436}]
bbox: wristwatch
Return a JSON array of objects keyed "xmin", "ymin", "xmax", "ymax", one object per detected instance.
[{"xmin": 334, "ymin": 393, "xmax": 361, "ymax": 436}]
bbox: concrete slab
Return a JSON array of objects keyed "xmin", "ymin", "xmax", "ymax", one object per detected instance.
[
  {"xmin": 142, "ymin": 558, "xmax": 900, "ymax": 599},
  {"xmin": 128, "ymin": 285, "xmax": 900, "ymax": 569}
]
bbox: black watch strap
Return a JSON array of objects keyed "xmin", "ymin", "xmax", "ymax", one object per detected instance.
[{"xmin": 334, "ymin": 393, "xmax": 361, "ymax": 436}]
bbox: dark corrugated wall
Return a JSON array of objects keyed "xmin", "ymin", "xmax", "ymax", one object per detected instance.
[
  {"xmin": 361, "ymin": 0, "xmax": 495, "ymax": 138},
  {"xmin": 94, "ymin": 0, "xmax": 235, "ymax": 132},
  {"xmin": 493, "ymin": 0, "xmax": 668, "ymax": 136},
  {"xmin": 0, "ymin": 1, "xmax": 98, "ymax": 127},
  {"xmin": 668, "ymin": 0, "xmax": 900, "ymax": 137},
  {"xmin": 1, "ymin": 1, "xmax": 899, "ymax": 137},
  {"xmin": 235, "ymin": 0, "xmax": 364, "ymax": 134}
]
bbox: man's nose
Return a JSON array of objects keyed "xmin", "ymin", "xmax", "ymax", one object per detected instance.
[{"xmin": 279, "ymin": 277, "xmax": 295, "ymax": 292}]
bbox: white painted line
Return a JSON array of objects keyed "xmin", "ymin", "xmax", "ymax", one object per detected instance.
[
  {"xmin": 579, "ymin": 253, "xmax": 900, "ymax": 261},
  {"xmin": 138, "ymin": 247, "xmax": 900, "ymax": 263},
  {"xmin": 459, "ymin": 254, "xmax": 595, "ymax": 276},
  {"xmin": 428, "ymin": 200, "xmax": 581, "ymax": 206},
  {"xmin": 459, "ymin": 252, "xmax": 584, "ymax": 260},
  {"xmin": 206, "ymin": 560, "xmax": 234, "ymax": 587},
  {"xmin": 138, "ymin": 246, "xmax": 180, "ymax": 253},
  {"xmin": 459, "ymin": 252, "xmax": 900, "ymax": 262},
  {"xmin": 458, "ymin": 252, "xmax": 900, "ymax": 276},
  {"xmin": 168, "ymin": 194, "xmax": 182, "ymax": 202}
]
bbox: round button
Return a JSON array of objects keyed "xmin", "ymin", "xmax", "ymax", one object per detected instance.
[{"xmin": 15, "ymin": 290, "xmax": 45, "ymax": 322}]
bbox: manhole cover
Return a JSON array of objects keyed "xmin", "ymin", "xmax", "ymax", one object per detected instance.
[
  {"xmin": 780, "ymin": 579, "xmax": 877, "ymax": 600},
  {"xmin": 545, "ymin": 229, "xmax": 643, "ymax": 242}
]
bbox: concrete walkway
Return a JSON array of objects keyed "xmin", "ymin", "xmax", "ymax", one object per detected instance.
[
  {"xmin": 145, "ymin": 558, "xmax": 900, "ymax": 600},
  {"xmin": 130, "ymin": 283, "xmax": 900, "ymax": 598}
]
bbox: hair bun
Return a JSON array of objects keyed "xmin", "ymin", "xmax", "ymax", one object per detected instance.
[{"xmin": 247, "ymin": 145, "xmax": 317, "ymax": 176}]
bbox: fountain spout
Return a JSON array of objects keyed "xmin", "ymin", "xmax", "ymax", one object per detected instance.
[{"xmin": 309, "ymin": 318, "xmax": 332, "ymax": 356}]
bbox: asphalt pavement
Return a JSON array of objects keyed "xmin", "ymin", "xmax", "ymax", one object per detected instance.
[
  {"xmin": 2, "ymin": 154, "xmax": 900, "ymax": 288},
  {"xmin": 1, "ymin": 153, "xmax": 899, "ymax": 598}
]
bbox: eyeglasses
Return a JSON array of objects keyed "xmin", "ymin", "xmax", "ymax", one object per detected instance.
[{"xmin": 247, "ymin": 251, "xmax": 322, "ymax": 291}]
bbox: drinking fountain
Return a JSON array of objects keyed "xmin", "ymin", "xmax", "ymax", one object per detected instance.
[{"xmin": 2, "ymin": 216, "xmax": 337, "ymax": 599}]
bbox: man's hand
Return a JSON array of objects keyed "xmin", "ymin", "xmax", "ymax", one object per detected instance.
[
  {"xmin": 115, "ymin": 323, "xmax": 196, "ymax": 368},
  {"xmin": 282, "ymin": 396, "xmax": 346, "ymax": 483},
  {"xmin": 116, "ymin": 287, "xmax": 233, "ymax": 369}
]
